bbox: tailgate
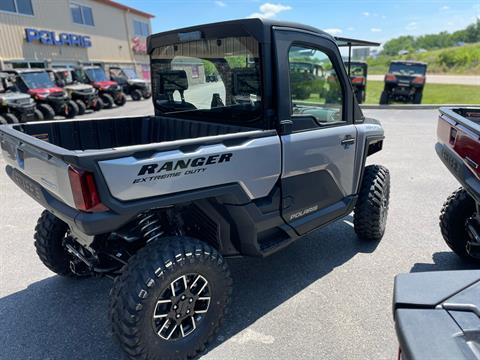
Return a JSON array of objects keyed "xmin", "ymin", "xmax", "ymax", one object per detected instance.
[{"xmin": 0, "ymin": 128, "xmax": 75, "ymax": 208}]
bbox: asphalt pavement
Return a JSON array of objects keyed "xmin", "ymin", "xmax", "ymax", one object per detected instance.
[{"xmin": 0, "ymin": 102, "xmax": 476, "ymax": 360}]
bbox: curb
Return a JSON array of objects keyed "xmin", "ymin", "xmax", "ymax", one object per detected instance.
[{"xmin": 360, "ymin": 104, "xmax": 475, "ymax": 110}]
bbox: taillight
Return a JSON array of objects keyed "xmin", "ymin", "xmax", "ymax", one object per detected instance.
[
  {"xmin": 68, "ymin": 166, "xmax": 109, "ymax": 212},
  {"xmin": 385, "ymin": 74, "xmax": 397, "ymax": 82},
  {"xmin": 412, "ymin": 76, "xmax": 425, "ymax": 84}
]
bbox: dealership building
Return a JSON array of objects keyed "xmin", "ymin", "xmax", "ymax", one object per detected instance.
[{"xmin": 0, "ymin": 0, "xmax": 154, "ymax": 79}]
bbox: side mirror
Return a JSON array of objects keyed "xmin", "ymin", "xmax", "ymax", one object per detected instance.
[{"xmin": 279, "ymin": 119, "xmax": 293, "ymax": 135}]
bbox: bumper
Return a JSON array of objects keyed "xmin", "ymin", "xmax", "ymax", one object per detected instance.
[
  {"xmin": 6, "ymin": 165, "xmax": 133, "ymax": 235},
  {"xmin": 10, "ymin": 104, "xmax": 36, "ymax": 121},
  {"xmin": 435, "ymin": 142, "xmax": 480, "ymax": 203}
]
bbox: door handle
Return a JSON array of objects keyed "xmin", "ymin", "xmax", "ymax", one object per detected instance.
[{"xmin": 341, "ymin": 136, "xmax": 355, "ymax": 146}]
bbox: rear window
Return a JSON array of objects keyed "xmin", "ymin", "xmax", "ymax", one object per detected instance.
[
  {"xmin": 150, "ymin": 36, "xmax": 262, "ymax": 126},
  {"xmin": 389, "ymin": 63, "xmax": 426, "ymax": 76}
]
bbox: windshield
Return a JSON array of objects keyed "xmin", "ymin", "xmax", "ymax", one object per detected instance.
[
  {"xmin": 123, "ymin": 69, "xmax": 138, "ymax": 79},
  {"xmin": 150, "ymin": 36, "xmax": 262, "ymax": 126},
  {"xmin": 85, "ymin": 68, "xmax": 108, "ymax": 82},
  {"xmin": 21, "ymin": 71, "xmax": 56, "ymax": 89},
  {"xmin": 346, "ymin": 63, "xmax": 366, "ymax": 76},
  {"xmin": 55, "ymin": 70, "xmax": 73, "ymax": 85},
  {"xmin": 389, "ymin": 63, "xmax": 426, "ymax": 76}
]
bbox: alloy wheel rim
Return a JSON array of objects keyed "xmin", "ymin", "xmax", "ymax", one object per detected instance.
[{"xmin": 152, "ymin": 273, "xmax": 211, "ymax": 341}]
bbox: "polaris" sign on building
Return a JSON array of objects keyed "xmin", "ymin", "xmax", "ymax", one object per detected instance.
[{"xmin": 25, "ymin": 28, "xmax": 92, "ymax": 48}]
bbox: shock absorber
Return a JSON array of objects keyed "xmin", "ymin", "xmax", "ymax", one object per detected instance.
[{"xmin": 137, "ymin": 211, "xmax": 164, "ymax": 242}]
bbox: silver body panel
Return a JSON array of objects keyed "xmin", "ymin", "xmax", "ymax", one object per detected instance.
[{"xmin": 99, "ymin": 136, "xmax": 281, "ymax": 201}]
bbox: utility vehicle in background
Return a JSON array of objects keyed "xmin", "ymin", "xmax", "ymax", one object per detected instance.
[
  {"xmin": 0, "ymin": 19, "xmax": 388, "ymax": 360},
  {"xmin": 6, "ymin": 69, "xmax": 78, "ymax": 120},
  {"xmin": 380, "ymin": 60, "xmax": 427, "ymax": 105},
  {"xmin": 393, "ymin": 270, "xmax": 480, "ymax": 360},
  {"xmin": 436, "ymin": 107, "xmax": 480, "ymax": 263},
  {"xmin": 73, "ymin": 66, "xmax": 126, "ymax": 109},
  {"xmin": 109, "ymin": 66, "xmax": 151, "ymax": 101},
  {"xmin": 0, "ymin": 72, "xmax": 42, "ymax": 124},
  {"xmin": 48, "ymin": 68, "xmax": 103, "ymax": 115},
  {"xmin": 344, "ymin": 61, "xmax": 367, "ymax": 104}
]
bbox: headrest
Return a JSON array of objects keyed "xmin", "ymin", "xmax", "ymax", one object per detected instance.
[
  {"xmin": 159, "ymin": 70, "xmax": 188, "ymax": 93},
  {"xmin": 231, "ymin": 68, "xmax": 260, "ymax": 96}
]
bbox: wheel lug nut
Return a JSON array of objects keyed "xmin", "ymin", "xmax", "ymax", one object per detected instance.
[
  {"xmin": 176, "ymin": 314, "xmax": 180, "ymax": 318},
  {"xmin": 189, "ymin": 298, "xmax": 193, "ymax": 303},
  {"xmin": 186, "ymin": 309, "xmax": 190, "ymax": 314},
  {"xmin": 173, "ymin": 305, "xmax": 178, "ymax": 310},
  {"xmin": 181, "ymin": 295, "xmax": 186, "ymax": 300}
]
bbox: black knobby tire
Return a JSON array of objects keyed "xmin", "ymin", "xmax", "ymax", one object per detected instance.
[
  {"xmin": 115, "ymin": 93, "xmax": 127, "ymax": 106},
  {"xmin": 354, "ymin": 165, "xmax": 391, "ymax": 241},
  {"xmin": 131, "ymin": 89, "xmax": 142, "ymax": 101},
  {"xmin": 0, "ymin": 115, "xmax": 7, "ymax": 125},
  {"xmin": 413, "ymin": 91, "xmax": 423, "ymax": 104},
  {"xmin": 142, "ymin": 90, "xmax": 152, "ymax": 99},
  {"xmin": 4, "ymin": 113, "xmax": 19, "ymax": 124},
  {"xmin": 33, "ymin": 210, "xmax": 76, "ymax": 276},
  {"xmin": 34, "ymin": 109, "xmax": 44, "ymax": 121},
  {"xmin": 355, "ymin": 89, "xmax": 363, "ymax": 104},
  {"xmin": 101, "ymin": 93, "xmax": 114, "ymax": 109},
  {"xmin": 38, "ymin": 103, "xmax": 55, "ymax": 120},
  {"xmin": 439, "ymin": 188, "xmax": 478, "ymax": 261},
  {"xmin": 94, "ymin": 97, "xmax": 104, "ymax": 111},
  {"xmin": 75, "ymin": 100, "xmax": 87, "ymax": 115},
  {"xmin": 110, "ymin": 237, "xmax": 232, "ymax": 360},
  {"xmin": 65, "ymin": 100, "xmax": 79, "ymax": 119},
  {"xmin": 379, "ymin": 91, "xmax": 389, "ymax": 105}
]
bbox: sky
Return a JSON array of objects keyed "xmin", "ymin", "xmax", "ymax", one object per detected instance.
[{"xmin": 119, "ymin": 0, "xmax": 480, "ymax": 43}]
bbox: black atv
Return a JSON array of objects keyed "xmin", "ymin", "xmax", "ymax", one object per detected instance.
[
  {"xmin": 109, "ymin": 66, "xmax": 151, "ymax": 101},
  {"xmin": 345, "ymin": 61, "xmax": 367, "ymax": 104},
  {"xmin": 380, "ymin": 61, "xmax": 427, "ymax": 105},
  {"xmin": 73, "ymin": 66, "xmax": 126, "ymax": 109},
  {"xmin": 48, "ymin": 68, "xmax": 103, "ymax": 114},
  {"xmin": 0, "ymin": 72, "xmax": 42, "ymax": 124},
  {"xmin": 6, "ymin": 69, "xmax": 78, "ymax": 120}
]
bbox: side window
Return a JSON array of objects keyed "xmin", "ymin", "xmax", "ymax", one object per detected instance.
[{"xmin": 289, "ymin": 45, "xmax": 344, "ymax": 126}]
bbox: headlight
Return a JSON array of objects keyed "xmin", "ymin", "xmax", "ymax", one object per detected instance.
[
  {"xmin": 35, "ymin": 92, "xmax": 50, "ymax": 100},
  {"xmin": 0, "ymin": 97, "xmax": 7, "ymax": 106}
]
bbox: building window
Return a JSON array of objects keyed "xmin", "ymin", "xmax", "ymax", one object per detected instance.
[
  {"xmin": 133, "ymin": 20, "xmax": 149, "ymax": 37},
  {"xmin": 70, "ymin": 3, "xmax": 94, "ymax": 26},
  {"xmin": 0, "ymin": 0, "xmax": 34, "ymax": 15}
]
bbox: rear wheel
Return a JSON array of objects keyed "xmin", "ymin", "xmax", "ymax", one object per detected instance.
[
  {"xmin": 34, "ymin": 109, "xmax": 44, "ymax": 121},
  {"xmin": 379, "ymin": 91, "xmax": 389, "ymax": 105},
  {"xmin": 65, "ymin": 100, "xmax": 79, "ymax": 119},
  {"xmin": 355, "ymin": 89, "xmax": 364, "ymax": 104},
  {"xmin": 439, "ymin": 188, "xmax": 479, "ymax": 262},
  {"xmin": 114, "ymin": 93, "xmax": 127, "ymax": 106},
  {"xmin": 142, "ymin": 89, "xmax": 152, "ymax": 99},
  {"xmin": 4, "ymin": 113, "xmax": 19, "ymax": 124},
  {"xmin": 354, "ymin": 165, "xmax": 391, "ymax": 241},
  {"xmin": 131, "ymin": 89, "xmax": 142, "ymax": 101},
  {"xmin": 101, "ymin": 93, "xmax": 114, "ymax": 109},
  {"xmin": 110, "ymin": 236, "xmax": 232, "ymax": 360},
  {"xmin": 0, "ymin": 115, "xmax": 7, "ymax": 125},
  {"xmin": 413, "ymin": 91, "xmax": 423, "ymax": 104},
  {"xmin": 75, "ymin": 100, "xmax": 87, "ymax": 115},
  {"xmin": 38, "ymin": 103, "xmax": 55, "ymax": 120},
  {"xmin": 34, "ymin": 210, "xmax": 78, "ymax": 277}
]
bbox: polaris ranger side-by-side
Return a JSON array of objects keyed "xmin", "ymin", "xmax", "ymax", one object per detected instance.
[
  {"xmin": 109, "ymin": 66, "xmax": 152, "ymax": 101},
  {"xmin": 48, "ymin": 68, "xmax": 103, "ymax": 114},
  {"xmin": 6, "ymin": 69, "xmax": 78, "ymax": 120},
  {"xmin": 0, "ymin": 72, "xmax": 42, "ymax": 124},
  {"xmin": 0, "ymin": 19, "xmax": 389, "ymax": 360},
  {"xmin": 73, "ymin": 66, "xmax": 127, "ymax": 108},
  {"xmin": 380, "ymin": 60, "xmax": 427, "ymax": 105},
  {"xmin": 437, "ymin": 107, "xmax": 480, "ymax": 263}
]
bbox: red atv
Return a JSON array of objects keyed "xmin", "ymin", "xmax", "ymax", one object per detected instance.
[
  {"xmin": 73, "ymin": 66, "xmax": 126, "ymax": 109},
  {"xmin": 7, "ymin": 69, "xmax": 78, "ymax": 120}
]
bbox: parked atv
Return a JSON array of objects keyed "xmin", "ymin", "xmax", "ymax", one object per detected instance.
[
  {"xmin": 6, "ymin": 69, "xmax": 78, "ymax": 120},
  {"xmin": 74, "ymin": 66, "xmax": 126, "ymax": 109},
  {"xmin": 109, "ymin": 66, "xmax": 151, "ymax": 101},
  {"xmin": 0, "ymin": 72, "xmax": 42, "ymax": 124},
  {"xmin": 48, "ymin": 68, "xmax": 103, "ymax": 114},
  {"xmin": 289, "ymin": 61, "xmax": 325, "ymax": 100},
  {"xmin": 345, "ymin": 61, "xmax": 367, "ymax": 104},
  {"xmin": 380, "ymin": 61, "xmax": 427, "ymax": 105}
]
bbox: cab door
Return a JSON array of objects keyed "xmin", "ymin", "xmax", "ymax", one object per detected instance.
[{"xmin": 274, "ymin": 28, "xmax": 358, "ymax": 235}]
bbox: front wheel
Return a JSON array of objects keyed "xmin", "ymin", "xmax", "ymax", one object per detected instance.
[
  {"xmin": 413, "ymin": 91, "xmax": 423, "ymax": 104},
  {"xmin": 354, "ymin": 165, "xmax": 391, "ymax": 241},
  {"xmin": 114, "ymin": 93, "xmax": 127, "ymax": 106},
  {"xmin": 440, "ymin": 188, "xmax": 479, "ymax": 262},
  {"xmin": 4, "ymin": 113, "xmax": 19, "ymax": 124},
  {"xmin": 110, "ymin": 237, "xmax": 232, "ymax": 360},
  {"xmin": 0, "ymin": 115, "xmax": 7, "ymax": 125},
  {"xmin": 131, "ymin": 89, "xmax": 142, "ymax": 101},
  {"xmin": 34, "ymin": 109, "xmax": 44, "ymax": 121},
  {"xmin": 37, "ymin": 103, "xmax": 55, "ymax": 120},
  {"xmin": 93, "ymin": 97, "xmax": 104, "ymax": 111},
  {"xmin": 142, "ymin": 89, "xmax": 152, "ymax": 99},
  {"xmin": 379, "ymin": 91, "xmax": 389, "ymax": 105},
  {"xmin": 101, "ymin": 93, "xmax": 114, "ymax": 109},
  {"xmin": 75, "ymin": 100, "xmax": 87, "ymax": 115},
  {"xmin": 65, "ymin": 100, "xmax": 79, "ymax": 119}
]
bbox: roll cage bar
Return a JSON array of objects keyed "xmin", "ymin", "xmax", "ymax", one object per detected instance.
[{"xmin": 335, "ymin": 37, "xmax": 380, "ymax": 76}]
